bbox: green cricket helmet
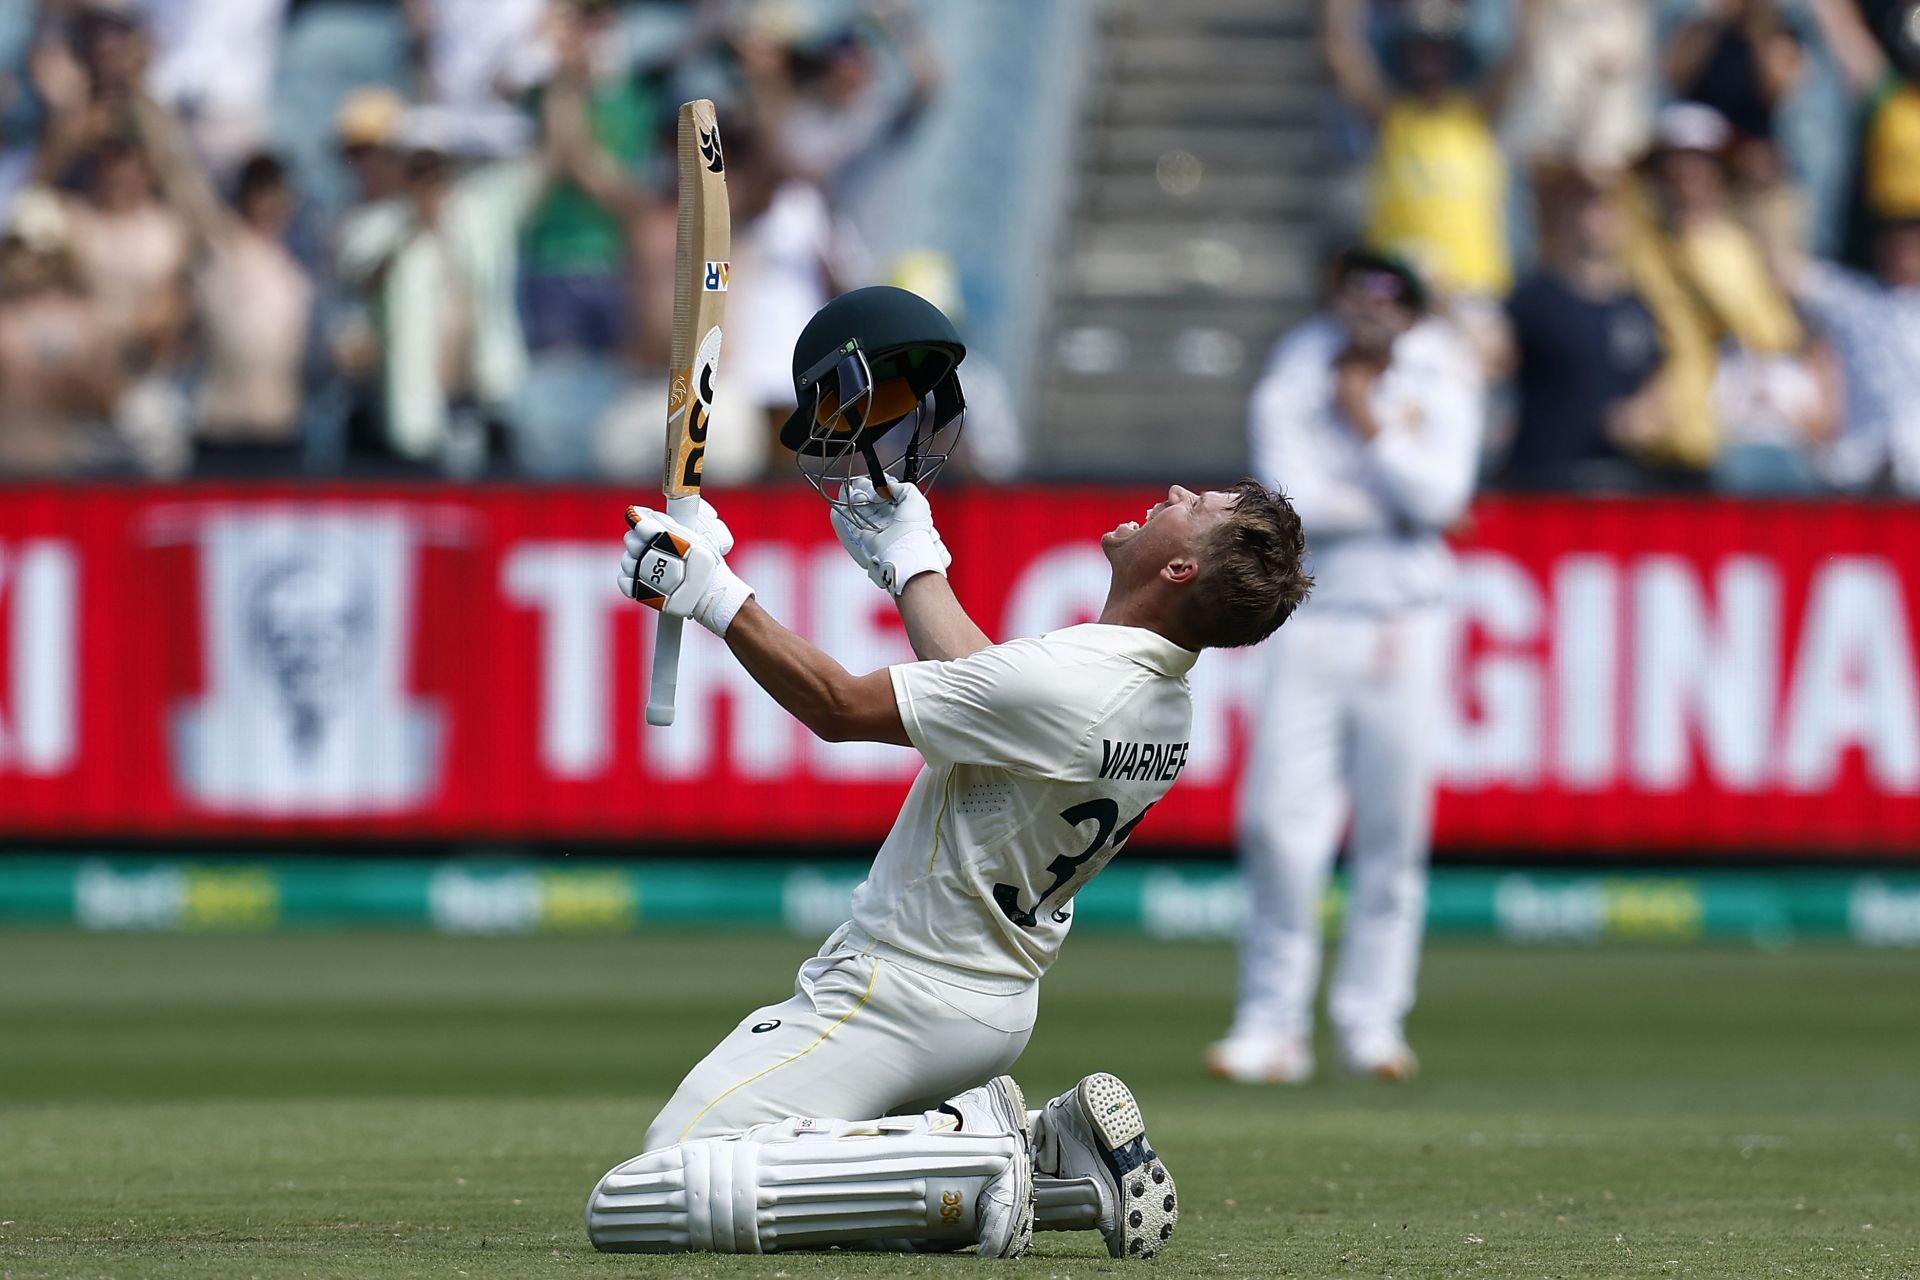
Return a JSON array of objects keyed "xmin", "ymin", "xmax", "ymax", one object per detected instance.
[{"xmin": 779, "ymin": 285, "xmax": 967, "ymax": 518}]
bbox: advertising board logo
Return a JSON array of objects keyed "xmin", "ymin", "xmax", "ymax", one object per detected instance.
[
  {"xmin": 154, "ymin": 508, "xmax": 451, "ymax": 816},
  {"xmin": 244, "ymin": 553, "xmax": 374, "ymax": 756}
]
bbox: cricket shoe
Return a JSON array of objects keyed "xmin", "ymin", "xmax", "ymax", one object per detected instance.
[
  {"xmin": 946, "ymin": 1074, "xmax": 1035, "ymax": 1258},
  {"xmin": 1032, "ymin": 1072, "xmax": 1177, "ymax": 1259},
  {"xmin": 1204, "ymin": 1034, "xmax": 1314, "ymax": 1085},
  {"xmin": 1338, "ymin": 1031, "xmax": 1418, "ymax": 1081}
]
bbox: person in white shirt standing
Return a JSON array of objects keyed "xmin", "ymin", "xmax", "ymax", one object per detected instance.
[
  {"xmin": 588, "ymin": 287, "xmax": 1312, "ymax": 1259},
  {"xmin": 1210, "ymin": 249, "xmax": 1482, "ymax": 1086}
]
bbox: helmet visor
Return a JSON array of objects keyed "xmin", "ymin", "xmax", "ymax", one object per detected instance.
[{"xmin": 798, "ymin": 341, "xmax": 876, "ymax": 453}]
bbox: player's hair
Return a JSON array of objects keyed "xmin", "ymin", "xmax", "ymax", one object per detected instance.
[{"xmin": 1181, "ymin": 480, "xmax": 1311, "ymax": 649}]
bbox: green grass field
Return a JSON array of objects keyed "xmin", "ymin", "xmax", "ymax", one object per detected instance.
[{"xmin": 2, "ymin": 931, "xmax": 1916, "ymax": 1279}]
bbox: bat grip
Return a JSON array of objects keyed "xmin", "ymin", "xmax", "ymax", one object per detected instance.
[
  {"xmin": 647, "ymin": 617, "xmax": 684, "ymax": 726},
  {"xmin": 645, "ymin": 494, "xmax": 702, "ymax": 727}
]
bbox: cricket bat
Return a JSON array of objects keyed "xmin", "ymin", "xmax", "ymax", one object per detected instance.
[{"xmin": 646, "ymin": 99, "xmax": 730, "ymax": 727}]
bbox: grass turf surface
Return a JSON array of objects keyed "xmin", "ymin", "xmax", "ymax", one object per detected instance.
[{"xmin": 1, "ymin": 933, "xmax": 1916, "ymax": 1279}]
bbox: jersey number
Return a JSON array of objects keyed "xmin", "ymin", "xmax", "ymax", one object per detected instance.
[{"xmin": 992, "ymin": 799, "xmax": 1155, "ymax": 929}]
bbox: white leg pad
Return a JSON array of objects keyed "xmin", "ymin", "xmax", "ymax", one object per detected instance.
[{"xmin": 587, "ymin": 1115, "xmax": 1020, "ymax": 1254}]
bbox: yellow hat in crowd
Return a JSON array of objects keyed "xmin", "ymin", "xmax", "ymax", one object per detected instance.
[{"xmin": 334, "ymin": 87, "xmax": 408, "ymax": 150}]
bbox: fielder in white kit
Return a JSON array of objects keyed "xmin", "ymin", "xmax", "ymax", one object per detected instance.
[
  {"xmin": 1209, "ymin": 250, "xmax": 1482, "ymax": 1085},
  {"xmin": 592, "ymin": 346, "xmax": 1309, "ymax": 1261}
]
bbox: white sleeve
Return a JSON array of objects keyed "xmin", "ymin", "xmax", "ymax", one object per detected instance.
[
  {"xmin": 335, "ymin": 202, "xmax": 413, "ymax": 287},
  {"xmin": 890, "ymin": 639, "xmax": 1091, "ymax": 777},
  {"xmin": 1365, "ymin": 329, "xmax": 1483, "ymax": 529},
  {"xmin": 460, "ymin": 157, "xmax": 547, "ymax": 232},
  {"xmin": 1248, "ymin": 329, "xmax": 1391, "ymax": 536}
]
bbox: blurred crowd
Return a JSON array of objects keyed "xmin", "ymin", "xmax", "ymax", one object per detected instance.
[
  {"xmin": 2, "ymin": 0, "xmax": 1918, "ymax": 496},
  {"xmin": 0, "ymin": 0, "xmax": 966, "ymax": 480},
  {"xmin": 1317, "ymin": 0, "xmax": 1920, "ymax": 495}
]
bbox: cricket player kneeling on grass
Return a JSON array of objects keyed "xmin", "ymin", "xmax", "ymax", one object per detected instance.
[{"xmin": 590, "ymin": 288, "xmax": 1313, "ymax": 1259}]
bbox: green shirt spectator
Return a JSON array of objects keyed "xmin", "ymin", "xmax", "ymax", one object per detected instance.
[{"xmin": 522, "ymin": 72, "xmax": 656, "ymax": 278}]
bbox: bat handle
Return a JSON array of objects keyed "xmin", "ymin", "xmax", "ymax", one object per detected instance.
[
  {"xmin": 647, "ymin": 616, "xmax": 684, "ymax": 726},
  {"xmin": 645, "ymin": 493, "xmax": 702, "ymax": 728}
]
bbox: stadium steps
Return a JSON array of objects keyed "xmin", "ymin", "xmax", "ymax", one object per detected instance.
[{"xmin": 1031, "ymin": 0, "xmax": 1331, "ymax": 477}]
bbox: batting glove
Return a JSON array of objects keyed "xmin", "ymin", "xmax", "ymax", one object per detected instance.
[
  {"xmin": 829, "ymin": 474, "xmax": 951, "ymax": 596},
  {"xmin": 619, "ymin": 502, "xmax": 754, "ymax": 637}
]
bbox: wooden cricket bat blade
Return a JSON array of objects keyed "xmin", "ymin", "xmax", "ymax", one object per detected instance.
[{"xmin": 646, "ymin": 99, "xmax": 730, "ymax": 728}]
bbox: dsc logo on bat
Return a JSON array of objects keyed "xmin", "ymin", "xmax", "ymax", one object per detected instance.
[
  {"xmin": 667, "ymin": 326, "xmax": 724, "ymax": 490},
  {"xmin": 703, "ymin": 261, "xmax": 730, "ymax": 291}
]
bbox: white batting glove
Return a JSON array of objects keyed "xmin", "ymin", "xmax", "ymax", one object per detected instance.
[
  {"xmin": 828, "ymin": 475, "xmax": 951, "ymax": 596},
  {"xmin": 829, "ymin": 479, "xmax": 881, "ymax": 581},
  {"xmin": 619, "ymin": 502, "xmax": 753, "ymax": 636},
  {"xmin": 657, "ymin": 497, "xmax": 735, "ymax": 556}
]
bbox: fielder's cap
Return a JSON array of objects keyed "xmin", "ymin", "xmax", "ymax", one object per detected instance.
[
  {"xmin": 335, "ymin": 87, "xmax": 408, "ymax": 149},
  {"xmin": 1335, "ymin": 246, "xmax": 1427, "ymax": 313}
]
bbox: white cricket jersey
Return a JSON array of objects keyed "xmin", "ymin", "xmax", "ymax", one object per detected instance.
[
  {"xmin": 849, "ymin": 623, "xmax": 1198, "ymax": 982},
  {"xmin": 1249, "ymin": 314, "xmax": 1483, "ymax": 612}
]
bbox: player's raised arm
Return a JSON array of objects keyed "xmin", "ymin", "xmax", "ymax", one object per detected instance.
[
  {"xmin": 619, "ymin": 503, "xmax": 908, "ymax": 746},
  {"xmin": 830, "ymin": 474, "xmax": 991, "ymax": 661},
  {"xmin": 723, "ymin": 600, "xmax": 908, "ymax": 745}
]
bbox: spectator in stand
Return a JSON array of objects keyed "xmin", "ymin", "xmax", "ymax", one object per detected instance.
[
  {"xmin": 131, "ymin": 93, "xmax": 312, "ymax": 474},
  {"xmin": 743, "ymin": 0, "xmax": 942, "ymax": 211},
  {"xmin": 334, "ymin": 87, "xmax": 410, "ymax": 210},
  {"xmin": 314, "ymin": 87, "xmax": 411, "ymax": 469},
  {"xmin": 704, "ymin": 112, "xmax": 867, "ymax": 481},
  {"xmin": 84, "ymin": 1, "xmax": 145, "ymax": 100},
  {"xmin": 333, "ymin": 77, "xmax": 609, "ymax": 476},
  {"xmin": 137, "ymin": 0, "xmax": 289, "ymax": 176},
  {"xmin": 60, "ymin": 132, "xmax": 189, "ymax": 365},
  {"xmin": 27, "ymin": 27, "xmax": 189, "ymax": 373},
  {"xmin": 0, "ymin": 188, "xmax": 123, "ymax": 474},
  {"xmin": 29, "ymin": 2, "xmax": 150, "ymax": 184},
  {"xmin": 1323, "ymin": 0, "xmax": 1540, "ymax": 374},
  {"xmin": 336, "ymin": 111, "xmax": 518, "ymax": 475},
  {"xmin": 1765, "ymin": 212, "xmax": 1920, "ymax": 493},
  {"xmin": 1519, "ymin": 0, "xmax": 1655, "ymax": 172},
  {"xmin": 1503, "ymin": 167, "xmax": 1666, "ymax": 488},
  {"xmin": 1615, "ymin": 102, "xmax": 1807, "ymax": 474},
  {"xmin": 1811, "ymin": 0, "xmax": 1920, "ymax": 268},
  {"xmin": 27, "ymin": 10, "xmax": 200, "ymax": 473},
  {"xmin": 407, "ymin": 0, "xmax": 546, "ymax": 154},
  {"xmin": 1667, "ymin": 0, "xmax": 1804, "ymax": 172},
  {"xmin": 514, "ymin": 0, "xmax": 662, "ymax": 356},
  {"xmin": 1667, "ymin": 0, "xmax": 1807, "ymax": 254}
]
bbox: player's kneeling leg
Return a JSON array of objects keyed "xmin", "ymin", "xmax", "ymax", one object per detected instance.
[
  {"xmin": 1032, "ymin": 1072, "xmax": 1178, "ymax": 1259},
  {"xmin": 586, "ymin": 1076, "xmax": 1034, "ymax": 1257}
]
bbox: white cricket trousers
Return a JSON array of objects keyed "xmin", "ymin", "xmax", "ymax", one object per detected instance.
[
  {"xmin": 644, "ymin": 922, "xmax": 1038, "ymax": 1151},
  {"xmin": 1231, "ymin": 605, "xmax": 1449, "ymax": 1042}
]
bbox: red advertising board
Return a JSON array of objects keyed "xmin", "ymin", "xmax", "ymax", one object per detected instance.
[{"xmin": 1, "ymin": 485, "xmax": 1917, "ymax": 852}]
